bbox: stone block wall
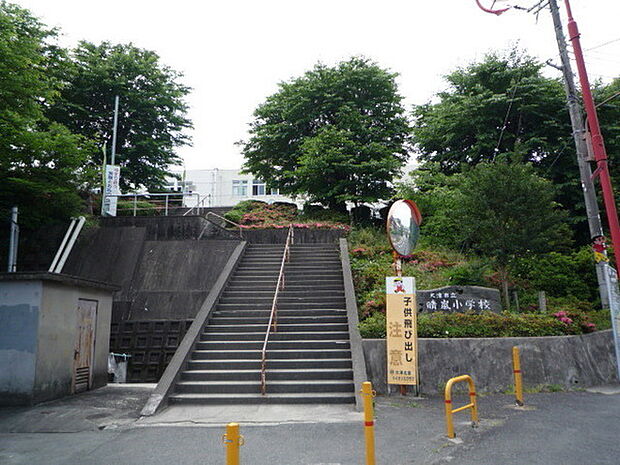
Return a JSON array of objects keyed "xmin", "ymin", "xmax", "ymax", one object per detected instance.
[{"xmin": 363, "ymin": 330, "xmax": 619, "ymax": 395}]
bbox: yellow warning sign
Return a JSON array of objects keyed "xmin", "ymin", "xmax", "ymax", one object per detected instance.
[{"xmin": 386, "ymin": 277, "xmax": 418, "ymax": 385}]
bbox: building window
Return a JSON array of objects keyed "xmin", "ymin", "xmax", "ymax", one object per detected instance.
[
  {"xmin": 270, "ymin": 187, "xmax": 279, "ymax": 195},
  {"xmin": 232, "ymin": 180, "xmax": 248, "ymax": 196},
  {"xmin": 252, "ymin": 179, "xmax": 266, "ymax": 196}
]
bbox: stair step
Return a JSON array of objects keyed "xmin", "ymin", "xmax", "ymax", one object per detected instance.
[
  {"xmin": 168, "ymin": 392, "xmax": 355, "ymax": 405},
  {"xmin": 204, "ymin": 323, "xmax": 349, "ymax": 333},
  {"xmin": 242, "ymin": 257, "xmax": 339, "ymax": 262},
  {"xmin": 211, "ymin": 309, "xmax": 347, "ymax": 318},
  {"xmin": 201, "ymin": 331, "xmax": 350, "ymax": 341},
  {"xmin": 227, "ymin": 281, "xmax": 344, "ymax": 288},
  {"xmin": 180, "ymin": 368, "xmax": 353, "ymax": 381},
  {"xmin": 234, "ymin": 271, "xmax": 342, "ymax": 277},
  {"xmin": 208, "ymin": 316, "xmax": 347, "ymax": 325},
  {"xmin": 191, "ymin": 348, "xmax": 351, "ymax": 360},
  {"xmin": 239, "ymin": 261, "xmax": 341, "ymax": 267},
  {"xmin": 186, "ymin": 358, "xmax": 353, "ymax": 370},
  {"xmin": 175, "ymin": 379, "xmax": 354, "ymax": 394},
  {"xmin": 215, "ymin": 302, "xmax": 345, "ymax": 311},
  {"xmin": 195, "ymin": 340, "xmax": 351, "ymax": 350},
  {"xmin": 219, "ymin": 296, "xmax": 345, "ymax": 304},
  {"xmin": 221, "ymin": 290, "xmax": 344, "ymax": 297}
]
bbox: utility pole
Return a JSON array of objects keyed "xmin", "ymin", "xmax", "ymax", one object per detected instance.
[
  {"xmin": 548, "ymin": 0, "xmax": 609, "ymax": 306},
  {"xmin": 111, "ymin": 95, "xmax": 120, "ymax": 165},
  {"xmin": 559, "ymin": 0, "xmax": 620, "ymax": 275}
]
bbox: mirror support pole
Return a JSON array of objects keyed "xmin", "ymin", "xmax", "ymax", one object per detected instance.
[{"xmin": 393, "ymin": 252, "xmax": 402, "ymax": 278}]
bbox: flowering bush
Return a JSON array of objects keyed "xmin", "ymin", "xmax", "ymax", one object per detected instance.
[
  {"xmin": 551, "ymin": 309, "xmax": 597, "ymax": 334},
  {"xmin": 224, "ymin": 201, "xmax": 350, "ymax": 231},
  {"xmin": 351, "ymin": 247, "xmax": 370, "ymax": 258},
  {"xmin": 553, "ymin": 311, "xmax": 573, "ymax": 325},
  {"xmin": 419, "ymin": 259, "xmax": 455, "ymax": 272}
]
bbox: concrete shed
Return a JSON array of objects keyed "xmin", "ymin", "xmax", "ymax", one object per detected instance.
[{"xmin": 0, "ymin": 273, "xmax": 117, "ymax": 406}]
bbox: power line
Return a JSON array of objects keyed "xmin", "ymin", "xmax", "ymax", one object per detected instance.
[
  {"xmin": 585, "ymin": 37, "xmax": 620, "ymax": 52},
  {"xmin": 494, "ymin": 79, "xmax": 521, "ymax": 156}
]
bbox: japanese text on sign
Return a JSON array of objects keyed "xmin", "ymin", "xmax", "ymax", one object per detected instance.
[{"xmin": 386, "ymin": 277, "xmax": 417, "ymax": 385}]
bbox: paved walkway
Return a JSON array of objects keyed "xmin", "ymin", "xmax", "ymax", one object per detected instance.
[{"xmin": 1, "ymin": 384, "xmax": 619, "ymax": 464}]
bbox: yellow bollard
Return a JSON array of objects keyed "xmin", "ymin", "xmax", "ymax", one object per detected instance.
[
  {"xmin": 223, "ymin": 422, "xmax": 244, "ymax": 465},
  {"xmin": 361, "ymin": 381, "xmax": 376, "ymax": 465},
  {"xmin": 512, "ymin": 346, "xmax": 524, "ymax": 406},
  {"xmin": 444, "ymin": 375, "xmax": 478, "ymax": 439}
]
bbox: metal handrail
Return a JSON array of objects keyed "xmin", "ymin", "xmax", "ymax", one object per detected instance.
[
  {"xmin": 48, "ymin": 216, "xmax": 86, "ymax": 273},
  {"xmin": 183, "ymin": 194, "xmax": 211, "ymax": 216},
  {"xmin": 260, "ymin": 224, "xmax": 294, "ymax": 395},
  {"xmin": 203, "ymin": 211, "xmax": 244, "ymax": 239}
]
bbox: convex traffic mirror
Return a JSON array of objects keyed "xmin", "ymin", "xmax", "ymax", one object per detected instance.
[{"xmin": 386, "ymin": 199, "xmax": 422, "ymax": 257}]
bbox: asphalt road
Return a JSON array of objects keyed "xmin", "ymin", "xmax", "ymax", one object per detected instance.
[{"xmin": 0, "ymin": 386, "xmax": 618, "ymax": 464}]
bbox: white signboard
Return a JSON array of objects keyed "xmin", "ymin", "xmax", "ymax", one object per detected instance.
[
  {"xmin": 604, "ymin": 264, "xmax": 620, "ymax": 379},
  {"xmin": 102, "ymin": 165, "xmax": 120, "ymax": 217}
]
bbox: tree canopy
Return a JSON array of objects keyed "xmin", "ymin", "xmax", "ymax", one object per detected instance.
[
  {"xmin": 411, "ymin": 50, "xmax": 614, "ymax": 243},
  {"xmin": 241, "ymin": 57, "xmax": 411, "ymax": 211},
  {"xmin": 413, "ymin": 50, "xmax": 570, "ymax": 172},
  {"xmin": 0, "ymin": 1, "xmax": 91, "ymax": 231},
  {"xmin": 399, "ymin": 162, "xmax": 570, "ymax": 303},
  {"xmin": 47, "ymin": 41, "xmax": 193, "ymax": 190},
  {"xmin": 400, "ymin": 162, "xmax": 569, "ymax": 262}
]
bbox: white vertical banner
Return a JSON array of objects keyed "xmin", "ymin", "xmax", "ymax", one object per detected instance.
[
  {"xmin": 386, "ymin": 276, "xmax": 418, "ymax": 385},
  {"xmin": 604, "ymin": 264, "xmax": 620, "ymax": 379},
  {"xmin": 102, "ymin": 165, "xmax": 120, "ymax": 217}
]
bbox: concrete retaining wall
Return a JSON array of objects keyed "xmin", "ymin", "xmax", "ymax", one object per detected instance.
[
  {"xmin": 100, "ymin": 216, "xmax": 210, "ymax": 241},
  {"xmin": 64, "ymin": 221, "xmax": 240, "ymax": 320},
  {"xmin": 363, "ymin": 330, "xmax": 619, "ymax": 395}
]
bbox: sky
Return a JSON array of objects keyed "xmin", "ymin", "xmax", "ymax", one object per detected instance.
[{"xmin": 15, "ymin": 0, "xmax": 620, "ymax": 171}]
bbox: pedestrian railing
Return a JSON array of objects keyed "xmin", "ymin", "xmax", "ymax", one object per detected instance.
[
  {"xmin": 260, "ymin": 224, "xmax": 294, "ymax": 395},
  {"xmin": 49, "ymin": 216, "xmax": 86, "ymax": 273},
  {"xmin": 104, "ymin": 192, "xmax": 202, "ymax": 216},
  {"xmin": 444, "ymin": 374, "xmax": 479, "ymax": 438},
  {"xmin": 183, "ymin": 194, "xmax": 211, "ymax": 216}
]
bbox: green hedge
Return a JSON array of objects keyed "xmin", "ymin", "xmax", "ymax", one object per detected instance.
[
  {"xmin": 116, "ymin": 200, "xmax": 159, "ymax": 216},
  {"xmin": 358, "ymin": 309, "xmax": 608, "ymax": 339}
]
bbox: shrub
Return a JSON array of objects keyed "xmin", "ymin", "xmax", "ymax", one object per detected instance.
[
  {"xmin": 358, "ymin": 309, "xmax": 605, "ymax": 339},
  {"xmin": 510, "ymin": 248, "xmax": 598, "ymax": 300},
  {"xmin": 589, "ymin": 309, "xmax": 612, "ymax": 331},
  {"xmin": 444, "ymin": 259, "xmax": 492, "ymax": 286},
  {"xmin": 222, "ymin": 200, "xmax": 351, "ymax": 231},
  {"xmin": 418, "ymin": 312, "xmax": 568, "ymax": 338},
  {"xmin": 117, "ymin": 200, "xmax": 158, "ymax": 216},
  {"xmin": 358, "ymin": 312, "xmax": 386, "ymax": 338}
]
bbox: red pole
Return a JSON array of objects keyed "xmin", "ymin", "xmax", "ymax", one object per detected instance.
[{"xmin": 563, "ymin": 0, "xmax": 620, "ymax": 275}]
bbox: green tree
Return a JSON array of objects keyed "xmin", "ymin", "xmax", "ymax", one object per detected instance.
[
  {"xmin": 595, "ymin": 77, "xmax": 620, "ymax": 189},
  {"xmin": 241, "ymin": 57, "xmax": 411, "ymax": 212},
  {"xmin": 0, "ymin": 1, "xmax": 91, "ymax": 233},
  {"xmin": 47, "ymin": 41, "xmax": 193, "ymax": 190},
  {"xmin": 413, "ymin": 50, "xmax": 570, "ymax": 171},
  {"xmin": 402, "ymin": 163, "xmax": 570, "ymax": 306},
  {"xmin": 412, "ymin": 50, "xmax": 588, "ymax": 238}
]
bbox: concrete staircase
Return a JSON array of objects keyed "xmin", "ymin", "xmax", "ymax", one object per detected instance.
[{"xmin": 168, "ymin": 243, "xmax": 355, "ymax": 404}]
